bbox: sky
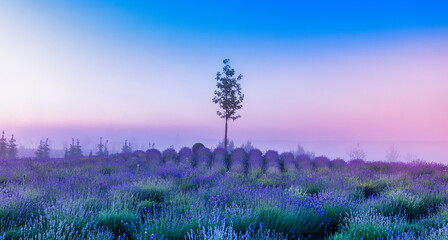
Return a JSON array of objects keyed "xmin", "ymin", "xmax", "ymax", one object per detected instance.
[{"xmin": 1, "ymin": 1, "xmax": 447, "ymax": 161}]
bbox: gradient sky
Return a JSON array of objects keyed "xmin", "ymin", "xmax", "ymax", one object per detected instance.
[{"xmin": 1, "ymin": 1, "xmax": 447, "ymax": 160}]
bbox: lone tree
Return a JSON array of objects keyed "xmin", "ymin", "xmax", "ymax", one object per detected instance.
[{"xmin": 212, "ymin": 59, "xmax": 244, "ymax": 153}]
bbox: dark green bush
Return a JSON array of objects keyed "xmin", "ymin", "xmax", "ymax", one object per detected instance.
[
  {"xmin": 192, "ymin": 143, "xmax": 205, "ymax": 155},
  {"xmin": 357, "ymin": 181, "xmax": 387, "ymax": 198}
]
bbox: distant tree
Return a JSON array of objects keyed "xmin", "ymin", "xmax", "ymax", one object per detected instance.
[
  {"xmin": 305, "ymin": 151, "xmax": 316, "ymax": 161},
  {"xmin": 217, "ymin": 139, "xmax": 235, "ymax": 154},
  {"xmin": 212, "ymin": 59, "xmax": 244, "ymax": 154},
  {"xmin": 104, "ymin": 140, "xmax": 109, "ymax": 157},
  {"xmin": 97, "ymin": 137, "xmax": 105, "ymax": 156},
  {"xmin": 240, "ymin": 141, "xmax": 254, "ymax": 153},
  {"xmin": 292, "ymin": 144, "xmax": 305, "ymax": 157},
  {"xmin": 386, "ymin": 144, "xmax": 400, "ymax": 162},
  {"xmin": 35, "ymin": 138, "xmax": 50, "ymax": 159},
  {"xmin": 7, "ymin": 134, "xmax": 17, "ymax": 159},
  {"xmin": 89, "ymin": 150, "xmax": 93, "ymax": 158},
  {"xmin": 348, "ymin": 142, "xmax": 366, "ymax": 161},
  {"xmin": 67, "ymin": 138, "xmax": 83, "ymax": 158},
  {"xmin": 0, "ymin": 131, "xmax": 7, "ymax": 159},
  {"xmin": 97, "ymin": 137, "xmax": 109, "ymax": 157},
  {"xmin": 122, "ymin": 140, "xmax": 132, "ymax": 154}
]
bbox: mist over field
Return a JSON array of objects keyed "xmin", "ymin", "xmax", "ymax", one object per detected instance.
[{"xmin": 1, "ymin": 1, "xmax": 448, "ymax": 239}]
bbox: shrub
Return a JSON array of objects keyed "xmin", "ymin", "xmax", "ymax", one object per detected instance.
[
  {"xmin": 248, "ymin": 149, "xmax": 263, "ymax": 173},
  {"xmin": 264, "ymin": 150, "xmax": 280, "ymax": 173},
  {"xmin": 314, "ymin": 156, "xmax": 331, "ymax": 169},
  {"xmin": 162, "ymin": 148, "xmax": 178, "ymax": 163},
  {"xmin": 331, "ymin": 158, "xmax": 346, "ymax": 169},
  {"xmin": 296, "ymin": 154, "xmax": 312, "ymax": 170},
  {"xmin": 146, "ymin": 149, "xmax": 162, "ymax": 163},
  {"xmin": 195, "ymin": 146, "xmax": 212, "ymax": 168},
  {"xmin": 357, "ymin": 180, "xmax": 387, "ymax": 199},
  {"xmin": 179, "ymin": 147, "xmax": 194, "ymax": 165},
  {"xmin": 230, "ymin": 148, "xmax": 249, "ymax": 174},
  {"xmin": 212, "ymin": 147, "xmax": 227, "ymax": 170},
  {"xmin": 192, "ymin": 143, "xmax": 205, "ymax": 155},
  {"xmin": 279, "ymin": 152, "xmax": 295, "ymax": 173},
  {"xmin": 348, "ymin": 158, "xmax": 365, "ymax": 166}
]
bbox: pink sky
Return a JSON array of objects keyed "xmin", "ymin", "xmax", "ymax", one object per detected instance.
[{"xmin": 0, "ymin": 2, "xmax": 447, "ymax": 161}]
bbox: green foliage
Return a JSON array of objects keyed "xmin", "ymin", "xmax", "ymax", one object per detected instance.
[
  {"xmin": 258, "ymin": 206, "xmax": 322, "ymax": 238},
  {"xmin": 143, "ymin": 214, "xmax": 200, "ymax": 240},
  {"xmin": 357, "ymin": 180, "xmax": 387, "ymax": 199},
  {"xmin": 137, "ymin": 200, "xmax": 159, "ymax": 216},
  {"xmin": 330, "ymin": 209, "xmax": 413, "ymax": 240},
  {"xmin": 96, "ymin": 210, "xmax": 139, "ymax": 239},
  {"xmin": 0, "ymin": 199, "xmax": 45, "ymax": 229},
  {"xmin": 179, "ymin": 178, "xmax": 201, "ymax": 192},
  {"xmin": 185, "ymin": 223, "xmax": 287, "ymax": 240}
]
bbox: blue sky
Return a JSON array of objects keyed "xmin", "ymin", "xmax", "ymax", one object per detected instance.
[{"xmin": 1, "ymin": 1, "xmax": 447, "ymax": 161}]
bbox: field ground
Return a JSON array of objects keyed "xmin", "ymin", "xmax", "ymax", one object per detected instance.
[{"xmin": 2, "ymin": 148, "xmax": 448, "ymax": 240}]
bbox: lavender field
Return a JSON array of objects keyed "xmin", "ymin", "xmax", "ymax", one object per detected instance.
[{"xmin": 2, "ymin": 147, "xmax": 448, "ymax": 240}]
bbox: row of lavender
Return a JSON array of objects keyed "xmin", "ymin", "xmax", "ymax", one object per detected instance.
[
  {"xmin": 132, "ymin": 146, "xmax": 350, "ymax": 174},
  {"xmin": 2, "ymin": 147, "xmax": 448, "ymax": 239}
]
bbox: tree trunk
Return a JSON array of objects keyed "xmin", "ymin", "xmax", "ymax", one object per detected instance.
[{"xmin": 224, "ymin": 118, "xmax": 228, "ymax": 154}]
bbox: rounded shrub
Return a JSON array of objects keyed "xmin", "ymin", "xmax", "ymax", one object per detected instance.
[
  {"xmin": 178, "ymin": 147, "xmax": 194, "ymax": 165},
  {"xmin": 192, "ymin": 143, "xmax": 205, "ymax": 155},
  {"xmin": 195, "ymin": 146, "xmax": 212, "ymax": 168},
  {"xmin": 134, "ymin": 150, "xmax": 146, "ymax": 159},
  {"xmin": 146, "ymin": 149, "xmax": 162, "ymax": 163},
  {"xmin": 162, "ymin": 148, "xmax": 178, "ymax": 163},
  {"xmin": 248, "ymin": 148, "xmax": 263, "ymax": 173},
  {"xmin": 331, "ymin": 158, "xmax": 347, "ymax": 169},
  {"xmin": 230, "ymin": 148, "xmax": 248, "ymax": 174},
  {"xmin": 264, "ymin": 150, "xmax": 280, "ymax": 174},
  {"xmin": 348, "ymin": 158, "xmax": 366, "ymax": 167},
  {"xmin": 212, "ymin": 147, "xmax": 227, "ymax": 170},
  {"xmin": 279, "ymin": 152, "xmax": 295, "ymax": 173},
  {"xmin": 296, "ymin": 154, "xmax": 313, "ymax": 170},
  {"xmin": 314, "ymin": 156, "xmax": 331, "ymax": 169}
]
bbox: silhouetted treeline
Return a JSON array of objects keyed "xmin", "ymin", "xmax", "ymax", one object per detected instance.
[{"xmin": 0, "ymin": 131, "xmax": 17, "ymax": 160}]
